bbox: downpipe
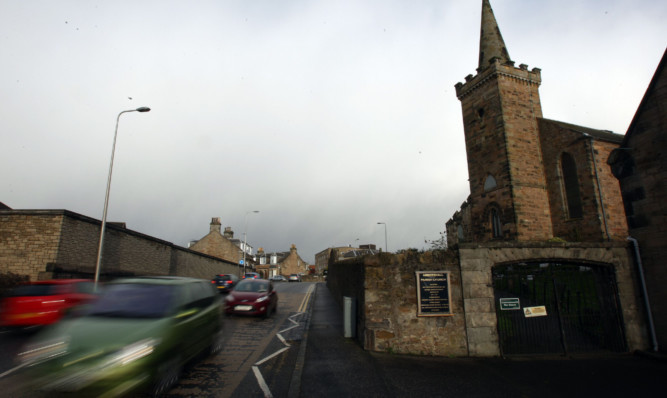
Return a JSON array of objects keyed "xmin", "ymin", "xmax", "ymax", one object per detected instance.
[{"xmin": 627, "ymin": 236, "xmax": 658, "ymax": 352}]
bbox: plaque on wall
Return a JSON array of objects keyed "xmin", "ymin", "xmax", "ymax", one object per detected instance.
[{"xmin": 416, "ymin": 271, "xmax": 453, "ymax": 317}]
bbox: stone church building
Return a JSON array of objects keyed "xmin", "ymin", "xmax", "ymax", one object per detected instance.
[
  {"xmin": 328, "ymin": 1, "xmax": 652, "ymax": 358},
  {"xmin": 440, "ymin": 0, "xmax": 647, "ymax": 356}
]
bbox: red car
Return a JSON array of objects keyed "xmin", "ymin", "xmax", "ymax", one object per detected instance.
[
  {"xmin": 0, "ymin": 279, "xmax": 97, "ymax": 328},
  {"xmin": 225, "ymin": 279, "xmax": 278, "ymax": 317}
]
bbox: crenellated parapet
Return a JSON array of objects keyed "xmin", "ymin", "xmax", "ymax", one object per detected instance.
[{"xmin": 455, "ymin": 58, "xmax": 541, "ymax": 100}]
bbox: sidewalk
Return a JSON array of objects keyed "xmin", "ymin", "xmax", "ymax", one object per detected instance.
[{"xmin": 298, "ymin": 283, "xmax": 667, "ymax": 398}]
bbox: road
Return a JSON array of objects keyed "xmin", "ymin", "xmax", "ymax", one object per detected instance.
[{"xmin": 0, "ymin": 281, "xmax": 315, "ymax": 397}]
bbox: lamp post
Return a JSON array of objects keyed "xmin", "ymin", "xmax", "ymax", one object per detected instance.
[
  {"xmin": 94, "ymin": 107, "xmax": 151, "ymax": 290},
  {"xmin": 243, "ymin": 210, "xmax": 260, "ymax": 275},
  {"xmin": 377, "ymin": 222, "xmax": 388, "ymax": 253}
]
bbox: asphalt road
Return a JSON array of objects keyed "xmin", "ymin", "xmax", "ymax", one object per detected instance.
[{"xmin": 0, "ymin": 281, "xmax": 315, "ymax": 397}]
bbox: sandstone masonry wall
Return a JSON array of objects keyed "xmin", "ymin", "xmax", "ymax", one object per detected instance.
[{"xmin": 0, "ymin": 210, "xmax": 237, "ymax": 281}]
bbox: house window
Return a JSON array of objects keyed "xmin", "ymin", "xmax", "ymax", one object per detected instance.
[
  {"xmin": 260, "ymin": 256, "xmax": 266, "ymax": 265},
  {"xmin": 561, "ymin": 152, "xmax": 583, "ymax": 219},
  {"xmin": 484, "ymin": 174, "xmax": 497, "ymax": 191},
  {"xmin": 491, "ymin": 209, "xmax": 502, "ymax": 238},
  {"xmin": 270, "ymin": 254, "xmax": 277, "ymax": 265}
]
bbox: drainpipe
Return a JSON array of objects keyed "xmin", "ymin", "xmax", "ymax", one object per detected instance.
[
  {"xmin": 585, "ymin": 134, "xmax": 610, "ymax": 241},
  {"xmin": 627, "ymin": 236, "xmax": 658, "ymax": 352}
]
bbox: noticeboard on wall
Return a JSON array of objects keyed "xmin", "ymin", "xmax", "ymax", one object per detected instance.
[{"xmin": 416, "ymin": 271, "xmax": 453, "ymax": 317}]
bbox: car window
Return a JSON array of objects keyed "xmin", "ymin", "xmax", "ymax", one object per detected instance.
[
  {"xmin": 86, "ymin": 283, "xmax": 175, "ymax": 318},
  {"xmin": 74, "ymin": 282, "xmax": 95, "ymax": 294},
  {"xmin": 7, "ymin": 284, "xmax": 60, "ymax": 297}
]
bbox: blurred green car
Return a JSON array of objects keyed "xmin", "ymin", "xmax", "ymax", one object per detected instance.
[{"xmin": 17, "ymin": 276, "xmax": 224, "ymax": 397}]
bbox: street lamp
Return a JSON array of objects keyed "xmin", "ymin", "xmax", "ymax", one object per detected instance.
[
  {"xmin": 94, "ymin": 107, "xmax": 151, "ymax": 289},
  {"xmin": 243, "ymin": 210, "xmax": 260, "ymax": 275},
  {"xmin": 377, "ymin": 222, "xmax": 388, "ymax": 253}
]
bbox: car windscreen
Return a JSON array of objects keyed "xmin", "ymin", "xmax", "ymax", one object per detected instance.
[
  {"xmin": 235, "ymin": 280, "xmax": 268, "ymax": 293},
  {"xmin": 215, "ymin": 275, "xmax": 232, "ymax": 281},
  {"xmin": 86, "ymin": 283, "xmax": 176, "ymax": 318}
]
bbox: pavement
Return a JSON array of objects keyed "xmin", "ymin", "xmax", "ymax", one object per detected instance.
[{"xmin": 296, "ymin": 282, "xmax": 667, "ymax": 398}]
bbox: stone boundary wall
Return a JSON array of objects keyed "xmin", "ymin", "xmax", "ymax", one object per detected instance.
[
  {"xmin": 0, "ymin": 210, "xmax": 238, "ymax": 281},
  {"xmin": 459, "ymin": 241, "xmax": 648, "ymax": 356},
  {"xmin": 327, "ymin": 243, "xmax": 647, "ymax": 358},
  {"xmin": 328, "ymin": 251, "xmax": 468, "ymax": 357}
]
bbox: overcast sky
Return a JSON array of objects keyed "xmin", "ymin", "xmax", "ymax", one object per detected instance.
[{"xmin": 1, "ymin": 0, "xmax": 665, "ymax": 263}]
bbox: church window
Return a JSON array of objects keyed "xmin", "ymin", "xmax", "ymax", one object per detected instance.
[
  {"xmin": 561, "ymin": 152, "xmax": 583, "ymax": 219},
  {"xmin": 491, "ymin": 209, "xmax": 502, "ymax": 238},
  {"xmin": 484, "ymin": 174, "xmax": 497, "ymax": 191}
]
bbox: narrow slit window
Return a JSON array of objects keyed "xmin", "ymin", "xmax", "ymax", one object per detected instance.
[{"xmin": 561, "ymin": 152, "xmax": 583, "ymax": 219}]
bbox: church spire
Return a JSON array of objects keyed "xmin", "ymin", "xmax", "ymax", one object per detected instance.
[{"xmin": 478, "ymin": 0, "xmax": 511, "ymax": 71}]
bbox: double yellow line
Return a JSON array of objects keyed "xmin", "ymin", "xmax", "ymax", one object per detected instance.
[{"xmin": 297, "ymin": 284, "xmax": 315, "ymax": 313}]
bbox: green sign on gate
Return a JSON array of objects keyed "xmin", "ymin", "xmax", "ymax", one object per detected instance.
[{"xmin": 499, "ymin": 298, "xmax": 520, "ymax": 310}]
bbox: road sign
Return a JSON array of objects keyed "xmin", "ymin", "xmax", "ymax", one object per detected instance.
[{"xmin": 239, "ymin": 260, "xmax": 244, "ymax": 265}]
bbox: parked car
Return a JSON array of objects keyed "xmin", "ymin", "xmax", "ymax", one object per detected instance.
[
  {"xmin": 225, "ymin": 279, "xmax": 277, "ymax": 318},
  {"xmin": 0, "ymin": 279, "xmax": 97, "ymax": 328},
  {"xmin": 243, "ymin": 272, "xmax": 260, "ymax": 279},
  {"xmin": 211, "ymin": 274, "xmax": 239, "ymax": 293},
  {"xmin": 288, "ymin": 274, "xmax": 302, "ymax": 282},
  {"xmin": 270, "ymin": 275, "xmax": 287, "ymax": 282},
  {"xmin": 16, "ymin": 276, "xmax": 224, "ymax": 397}
]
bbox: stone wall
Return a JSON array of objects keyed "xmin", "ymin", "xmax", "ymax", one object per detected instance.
[
  {"xmin": 459, "ymin": 241, "xmax": 647, "ymax": 356},
  {"xmin": 0, "ymin": 210, "xmax": 238, "ymax": 281},
  {"xmin": 538, "ymin": 119, "xmax": 627, "ymax": 242},
  {"xmin": 328, "ymin": 243, "xmax": 648, "ymax": 358},
  {"xmin": 0, "ymin": 212, "xmax": 62, "ymax": 280},
  {"xmin": 328, "ymin": 251, "xmax": 468, "ymax": 357}
]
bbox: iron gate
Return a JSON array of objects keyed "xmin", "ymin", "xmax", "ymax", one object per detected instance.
[{"xmin": 493, "ymin": 261, "xmax": 627, "ymax": 355}]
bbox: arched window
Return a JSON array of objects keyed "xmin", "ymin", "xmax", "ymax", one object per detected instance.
[
  {"xmin": 491, "ymin": 209, "xmax": 502, "ymax": 238},
  {"xmin": 561, "ymin": 152, "xmax": 583, "ymax": 219},
  {"xmin": 484, "ymin": 174, "xmax": 497, "ymax": 191}
]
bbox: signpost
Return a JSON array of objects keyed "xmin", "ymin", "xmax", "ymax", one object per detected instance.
[{"xmin": 416, "ymin": 271, "xmax": 453, "ymax": 317}]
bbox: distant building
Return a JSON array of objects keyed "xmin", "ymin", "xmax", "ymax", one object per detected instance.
[
  {"xmin": 314, "ymin": 244, "xmax": 378, "ymax": 274},
  {"xmin": 189, "ymin": 218, "xmax": 256, "ymax": 267},
  {"xmin": 256, "ymin": 244, "xmax": 308, "ymax": 278}
]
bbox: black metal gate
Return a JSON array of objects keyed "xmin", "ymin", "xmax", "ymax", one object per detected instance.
[{"xmin": 493, "ymin": 261, "xmax": 627, "ymax": 355}]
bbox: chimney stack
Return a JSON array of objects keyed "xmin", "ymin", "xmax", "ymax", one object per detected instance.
[
  {"xmin": 224, "ymin": 227, "xmax": 234, "ymax": 239},
  {"xmin": 210, "ymin": 217, "xmax": 221, "ymax": 233}
]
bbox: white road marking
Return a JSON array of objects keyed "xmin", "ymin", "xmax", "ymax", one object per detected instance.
[{"xmin": 251, "ymin": 283, "xmax": 316, "ymax": 397}]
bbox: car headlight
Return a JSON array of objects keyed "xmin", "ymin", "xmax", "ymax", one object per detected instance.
[
  {"xmin": 104, "ymin": 338, "xmax": 161, "ymax": 367},
  {"xmin": 225, "ymin": 294, "xmax": 234, "ymax": 302},
  {"xmin": 19, "ymin": 337, "xmax": 70, "ymax": 366},
  {"xmin": 256, "ymin": 296, "xmax": 269, "ymax": 303}
]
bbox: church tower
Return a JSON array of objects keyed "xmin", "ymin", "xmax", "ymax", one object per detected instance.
[{"xmin": 454, "ymin": 0, "xmax": 552, "ymax": 241}]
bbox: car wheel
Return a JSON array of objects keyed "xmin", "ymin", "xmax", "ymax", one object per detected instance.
[{"xmin": 151, "ymin": 356, "xmax": 181, "ymax": 397}]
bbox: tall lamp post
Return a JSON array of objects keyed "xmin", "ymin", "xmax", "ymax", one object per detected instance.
[
  {"xmin": 377, "ymin": 222, "xmax": 388, "ymax": 253},
  {"xmin": 94, "ymin": 107, "xmax": 151, "ymax": 289},
  {"xmin": 243, "ymin": 210, "xmax": 260, "ymax": 275}
]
